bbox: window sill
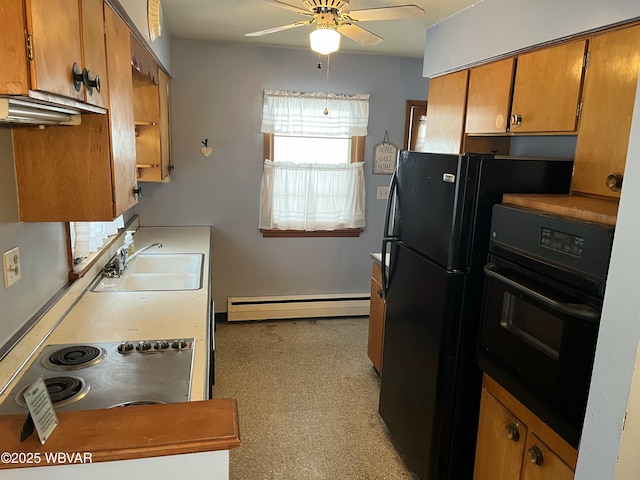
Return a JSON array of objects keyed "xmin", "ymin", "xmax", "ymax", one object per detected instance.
[
  {"xmin": 68, "ymin": 216, "xmax": 139, "ymax": 280},
  {"xmin": 260, "ymin": 229, "xmax": 363, "ymax": 238}
]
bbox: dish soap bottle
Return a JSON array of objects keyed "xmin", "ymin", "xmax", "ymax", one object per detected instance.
[{"xmin": 124, "ymin": 230, "xmax": 135, "ymax": 257}]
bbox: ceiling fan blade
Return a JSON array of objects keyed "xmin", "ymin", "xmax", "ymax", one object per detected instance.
[
  {"xmin": 338, "ymin": 23, "xmax": 383, "ymax": 46},
  {"xmin": 245, "ymin": 20, "xmax": 313, "ymax": 37},
  {"xmin": 344, "ymin": 5, "xmax": 425, "ymax": 22},
  {"xmin": 256, "ymin": 0, "xmax": 313, "ymax": 16}
]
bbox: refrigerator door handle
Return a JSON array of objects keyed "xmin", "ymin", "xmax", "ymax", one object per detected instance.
[
  {"xmin": 381, "ymin": 172, "xmax": 399, "ymax": 299},
  {"xmin": 383, "ymin": 171, "xmax": 398, "ymax": 239}
]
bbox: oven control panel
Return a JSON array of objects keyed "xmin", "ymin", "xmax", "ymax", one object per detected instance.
[
  {"xmin": 117, "ymin": 338, "xmax": 194, "ymax": 354},
  {"xmin": 540, "ymin": 227, "xmax": 585, "ymax": 257}
]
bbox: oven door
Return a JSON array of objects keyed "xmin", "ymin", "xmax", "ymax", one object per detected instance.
[{"xmin": 477, "ymin": 254, "xmax": 601, "ymax": 447}]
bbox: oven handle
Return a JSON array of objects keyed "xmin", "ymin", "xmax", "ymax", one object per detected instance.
[{"xmin": 484, "ymin": 263, "xmax": 600, "ymax": 322}]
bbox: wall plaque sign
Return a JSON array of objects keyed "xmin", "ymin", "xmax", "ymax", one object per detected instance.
[{"xmin": 373, "ymin": 131, "xmax": 398, "ymax": 175}]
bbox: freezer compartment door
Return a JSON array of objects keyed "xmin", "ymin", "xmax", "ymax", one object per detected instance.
[
  {"xmin": 393, "ymin": 151, "xmax": 477, "ymax": 269},
  {"xmin": 379, "ymin": 244, "xmax": 466, "ymax": 479}
]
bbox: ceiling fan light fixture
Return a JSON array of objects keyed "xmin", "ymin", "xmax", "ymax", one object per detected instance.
[{"xmin": 310, "ymin": 26, "xmax": 340, "ymax": 55}]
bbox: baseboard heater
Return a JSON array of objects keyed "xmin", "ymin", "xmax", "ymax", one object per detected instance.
[{"xmin": 227, "ymin": 293, "xmax": 370, "ymax": 322}]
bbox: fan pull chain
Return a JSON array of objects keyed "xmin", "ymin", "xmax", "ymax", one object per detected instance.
[{"xmin": 324, "ymin": 54, "xmax": 330, "ymax": 115}]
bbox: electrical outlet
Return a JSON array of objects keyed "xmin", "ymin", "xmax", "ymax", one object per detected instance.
[
  {"xmin": 3, "ymin": 246, "xmax": 21, "ymax": 289},
  {"xmin": 376, "ymin": 186, "xmax": 390, "ymax": 200}
]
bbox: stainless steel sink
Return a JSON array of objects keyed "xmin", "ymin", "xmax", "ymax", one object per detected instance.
[{"xmin": 92, "ymin": 253, "xmax": 204, "ymax": 292}]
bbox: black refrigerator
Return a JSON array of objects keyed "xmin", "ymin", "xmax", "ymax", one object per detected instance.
[{"xmin": 378, "ymin": 151, "xmax": 573, "ymax": 480}]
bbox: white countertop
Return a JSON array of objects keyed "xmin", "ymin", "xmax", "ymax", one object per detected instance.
[
  {"xmin": 0, "ymin": 226, "xmax": 213, "ymax": 405},
  {"xmin": 370, "ymin": 252, "xmax": 390, "ymax": 268}
]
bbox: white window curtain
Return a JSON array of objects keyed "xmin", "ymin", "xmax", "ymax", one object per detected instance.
[
  {"xmin": 70, "ymin": 216, "xmax": 124, "ymax": 260},
  {"xmin": 261, "ymin": 89, "xmax": 370, "ymax": 137},
  {"xmin": 259, "ymin": 160, "xmax": 366, "ymax": 231},
  {"xmin": 259, "ymin": 89, "xmax": 369, "ymax": 231}
]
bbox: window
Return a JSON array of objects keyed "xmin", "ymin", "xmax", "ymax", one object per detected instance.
[{"xmin": 259, "ymin": 90, "xmax": 370, "ymax": 236}]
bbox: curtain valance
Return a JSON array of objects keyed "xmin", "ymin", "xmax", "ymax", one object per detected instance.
[{"xmin": 261, "ymin": 89, "xmax": 370, "ymax": 137}]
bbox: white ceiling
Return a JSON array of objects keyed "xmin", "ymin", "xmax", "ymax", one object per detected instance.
[{"xmin": 161, "ymin": 0, "xmax": 479, "ymax": 58}]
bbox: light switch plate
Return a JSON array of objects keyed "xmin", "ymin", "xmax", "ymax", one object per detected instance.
[
  {"xmin": 376, "ymin": 186, "xmax": 390, "ymax": 200},
  {"xmin": 3, "ymin": 246, "xmax": 21, "ymax": 289}
]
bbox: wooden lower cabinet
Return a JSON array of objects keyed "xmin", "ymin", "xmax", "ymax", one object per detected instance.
[
  {"xmin": 367, "ymin": 261, "xmax": 386, "ymax": 373},
  {"xmin": 474, "ymin": 375, "xmax": 577, "ymax": 480}
]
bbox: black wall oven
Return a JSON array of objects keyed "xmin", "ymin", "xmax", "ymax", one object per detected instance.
[{"xmin": 478, "ymin": 204, "xmax": 615, "ymax": 448}]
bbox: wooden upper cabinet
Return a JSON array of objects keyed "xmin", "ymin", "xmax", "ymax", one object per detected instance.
[
  {"xmin": 1, "ymin": 0, "xmax": 108, "ymax": 107},
  {"xmin": 105, "ymin": 3, "xmax": 137, "ymax": 217},
  {"xmin": 131, "ymin": 34, "xmax": 158, "ymax": 85},
  {"xmin": 466, "ymin": 58, "xmax": 515, "ymax": 134},
  {"xmin": 26, "ymin": 0, "xmax": 84, "ymax": 101},
  {"xmin": 510, "ymin": 40, "xmax": 587, "ymax": 133},
  {"xmin": 12, "ymin": 3, "xmax": 137, "ymax": 222},
  {"xmin": 80, "ymin": 0, "xmax": 109, "ymax": 108},
  {"xmin": 423, "ymin": 70, "xmax": 469, "ymax": 154},
  {"xmin": 131, "ymin": 34, "xmax": 172, "ymax": 182},
  {"xmin": 572, "ymin": 25, "xmax": 640, "ymax": 199}
]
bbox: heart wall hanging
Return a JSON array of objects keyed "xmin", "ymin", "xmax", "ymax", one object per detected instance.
[{"xmin": 201, "ymin": 139, "xmax": 212, "ymax": 158}]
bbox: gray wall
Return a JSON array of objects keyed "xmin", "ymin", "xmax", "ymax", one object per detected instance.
[
  {"xmin": 425, "ymin": 1, "xmax": 640, "ymax": 478},
  {"xmin": 134, "ymin": 40, "xmax": 428, "ymax": 311},
  {"xmin": 423, "ymin": 0, "xmax": 640, "ymax": 77},
  {"xmin": 0, "ymin": 127, "xmax": 69, "ymax": 350}
]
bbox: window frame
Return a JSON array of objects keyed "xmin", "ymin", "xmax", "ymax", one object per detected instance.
[{"xmin": 261, "ymin": 133, "xmax": 365, "ymax": 238}]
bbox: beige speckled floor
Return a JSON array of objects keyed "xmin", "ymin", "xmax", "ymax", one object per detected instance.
[{"xmin": 214, "ymin": 317, "xmax": 417, "ymax": 480}]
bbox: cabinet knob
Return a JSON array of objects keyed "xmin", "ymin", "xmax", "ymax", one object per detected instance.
[
  {"xmin": 527, "ymin": 445, "xmax": 544, "ymax": 466},
  {"xmin": 72, "ymin": 63, "xmax": 84, "ymax": 92},
  {"xmin": 605, "ymin": 172, "xmax": 623, "ymax": 192},
  {"xmin": 504, "ymin": 423, "xmax": 520, "ymax": 442},
  {"xmin": 510, "ymin": 113, "xmax": 523, "ymax": 128},
  {"xmin": 377, "ymin": 289, "xmax": 383, "ymax": 299},
  {"xmin": 82, "ymin": 69, "xmax": 101, "ymax": 95}
]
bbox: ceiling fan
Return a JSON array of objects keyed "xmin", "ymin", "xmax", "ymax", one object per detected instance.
[{"xmin": 245, "ymin": 0, "xmax": 425, "ymax": 55}]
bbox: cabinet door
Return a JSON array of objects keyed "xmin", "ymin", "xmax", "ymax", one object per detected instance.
[
  {"xmin": 466, "ymin": 58, "xmax": 515, "ymax": 134},
  {"xmin": 27, "ymin": 0, "xmax": 84, "ymax": 101},
  {"xmin": 572, "ymin": 25, "xmax": 640, "ymax": 198},
  {"xmin": 474, "ymin": 388, "xmax": 526, "ymax": 480},
  {"xmin": 158, "ymin": 69, "xmax": 172, "ymax": 180},
  {"xmin": 13, "ymin": 114, "xmax": 115, "ymax": 221},
  {"xmin": 423, "ymin": 70, "xmax": 469, "ymax": 154},
  {"xmin": 367, "ymin": 262, "xmax": 386, "ymax": 373},
  {"xmin": 81, "ymin": 0, "xmax": 109, "ymax": 108},
  {"xmin": 522, "ymin": 433, "xmax": 574, "ymax": 480},
  {"xmin": 510, "ymin": 40, "xmax": 587, "ymax": 133},
  {"xmin": 105, "ymin": 4, "xmax": 137, "ymax": 216}
]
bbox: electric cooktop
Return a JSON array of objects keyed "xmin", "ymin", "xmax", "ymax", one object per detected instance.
[{"xmin": 0, "ymin": 339, "xmax": 194, "ymax": 415}]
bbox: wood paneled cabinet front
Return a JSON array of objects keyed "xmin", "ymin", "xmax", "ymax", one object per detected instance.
[
  {"xmin": 1, "ymin": 0, "xmax": 108, "ymax": 108},
  {"xmin": 423, "ymin": 69, "xmax": 469, "ymax": 154},
  {"xmin": 474, "ymin": 375, "xmax": 576, "ymax": 480},
  {"xmin": 12, "ymin": 4, "xmax": 137, "ymax": 221},
  {"xmin": 367, "ymin": 261, "xmax": 386, "ymax": 373},
  {"xmin": 572, "ymin": 25, "xmax": 640, "ymax": 199},
  {"xmin": 466, "ymin": 41, "xmax": 587, "ymax": 135},
  {"xmin": 466, "ymin": 58, "xmax": 515, "ymax": 134},
  {"xmin": 509, "ymin": 40, "xmax": 587, "ymax": 133}
]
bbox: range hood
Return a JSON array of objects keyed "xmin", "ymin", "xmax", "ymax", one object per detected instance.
[{"xmin": 0, "ymin": 97, "xmax": 82, "ymax": 126}]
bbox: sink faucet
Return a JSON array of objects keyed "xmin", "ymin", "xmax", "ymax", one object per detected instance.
[
  {"xmin": 124, "ymin": 243, "xmax": 163, "ymax": 265},
  {"xmin": 103, "ymin": 243, "xmax": 163, "ymax": 278}
]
